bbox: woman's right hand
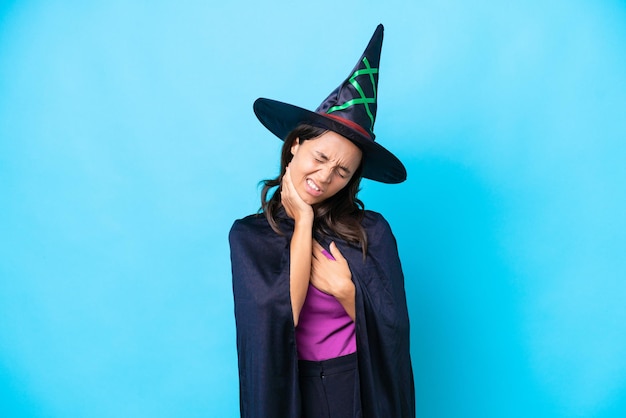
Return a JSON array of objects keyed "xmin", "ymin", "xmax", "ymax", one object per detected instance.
[
  {"xmin": 282, "ymin": 165, "xmax": 314, "ymax": 327},
  {"xmin": 281, "ymin": 165, "xmax": 313, "ymax": 223}
]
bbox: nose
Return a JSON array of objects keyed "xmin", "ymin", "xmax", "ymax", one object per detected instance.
[{"xmin": 318, "ymin": 166, "xmax": 334, "ymax": 184}]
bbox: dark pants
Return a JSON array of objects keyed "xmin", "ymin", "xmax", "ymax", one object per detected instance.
[{"xmin": 298, "ymin": 353, "xmax": 361, "ymax": 418}]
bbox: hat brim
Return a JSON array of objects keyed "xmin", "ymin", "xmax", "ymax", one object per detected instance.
[{"xmin": 254, "ymin": 98, "xmax": 406, "ymax": 184}]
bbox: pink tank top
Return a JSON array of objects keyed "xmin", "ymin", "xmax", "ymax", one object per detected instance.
[{"xmin": 295, "ymin": 284, "xmax": 357, "ymax": 361}]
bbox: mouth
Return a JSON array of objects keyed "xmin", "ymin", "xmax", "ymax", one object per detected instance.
[{"xmin": 305, "ymin": 178, "xmax": 323, "ymax": 197}]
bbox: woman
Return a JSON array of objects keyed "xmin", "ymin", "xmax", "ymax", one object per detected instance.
[{"xmin": 230, "ymin": 25, "xmax": 415, "ymax": 417}]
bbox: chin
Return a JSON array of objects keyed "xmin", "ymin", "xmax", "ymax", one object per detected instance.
[{"xmin": 306, "ymin": 197, "xmax": 323, "ymax": 206}]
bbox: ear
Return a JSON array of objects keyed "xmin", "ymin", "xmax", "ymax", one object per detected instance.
[{"xmin": 290, "ymin": 138, "xmax": 300, "ymax": 156}]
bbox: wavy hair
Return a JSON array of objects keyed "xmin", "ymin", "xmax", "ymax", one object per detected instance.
[{"xmin": 260, "ymin": 123, "xmax": 368, "ymax": 255}]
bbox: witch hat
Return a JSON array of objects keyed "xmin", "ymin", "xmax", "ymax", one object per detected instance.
[{"xmin": 253, "ymin": 24, "xmax": 406, "ymax": 184}]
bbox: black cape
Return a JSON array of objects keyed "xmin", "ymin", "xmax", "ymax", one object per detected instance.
[{"xmin": 229, "ymin": 210, "xmax": 415, "ymax": 417}]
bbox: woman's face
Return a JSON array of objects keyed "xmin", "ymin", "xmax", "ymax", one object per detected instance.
[{"xmin": 288, "ymin": 130, "xmax": 363, "ymax": 206}]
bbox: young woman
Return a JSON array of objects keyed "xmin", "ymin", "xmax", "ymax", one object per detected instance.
[{"xmin": 230, "ymin": 25, "xmax": 415, "ymax": 417}]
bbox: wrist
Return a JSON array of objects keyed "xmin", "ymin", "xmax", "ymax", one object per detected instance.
[
  {"xmin": 334, "ymin": 279, "xmax": 355, "ymax": 302},
  {"xmin": 293, "ymin": 209, "xmax": 314, "ymax": 225}
]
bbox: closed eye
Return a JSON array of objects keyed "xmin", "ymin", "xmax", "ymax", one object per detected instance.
[
  {"xmin": 314, "ymin": 151, "xmax": 329, "ymax": 164},
  {"xmin": 313, "ymin": 151, "xmax": 351, "ymax": 178}
]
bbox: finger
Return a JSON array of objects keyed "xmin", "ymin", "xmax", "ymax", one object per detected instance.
[
  {"xmin": 282, "ymin": 166, "xmax": 291, "ymax": 185},
  {"xmin": 321, "ymin": 248, "xmax": 336, "ymax": 261},
  {"xmin": 283, "ymin": 168, "xmax": 302, "ymax": 202},
  {"xmin": 281, "ymin": 169, "xmax": 295, "ymax": 204},
  {"xmin": 329, "ymin": 242, "xmax": 344, "ymax": 260},
  {"xmin": 282, "ymin": 173, "xmax": 291, "ymax": 194},
  {"xmin": 313, "ymin": 240, "xmax": 335, "ymax": 261}
]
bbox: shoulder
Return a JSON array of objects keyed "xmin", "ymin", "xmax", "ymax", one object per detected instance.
[
  {"xmin": 362, "ymin": 210, "xmax": 401, "ymax": 256},
  {"xmin": 230, "ymin": 213, "xmax": 274, "ymax": 245},
  {"xmin": 229, "ymin": 213, "xmax": 290, "ymax": 273},
  {"xmin": 229, "ymin": 213, "xmax": 291, "ymax": 252},
  {"xmin": 362, "ymin": 209, "xmax": 388, "ymax": 225},
  {"xmin": 230, "ymin": 213, "xmax": 271, "ymax": 236},
  {"xmin": 362, "ymin": 210, "xmax": 393, "ymax": 237}
]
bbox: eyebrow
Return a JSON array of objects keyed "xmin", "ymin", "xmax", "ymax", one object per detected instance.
[{"xmin": 315, "ymin": 151, "xmax": 352, "ymax": 174}]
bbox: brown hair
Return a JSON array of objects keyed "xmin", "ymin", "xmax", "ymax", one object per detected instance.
[{"xmin": 260, "ymin": 124, "xmax": 368, "ymax": 255}]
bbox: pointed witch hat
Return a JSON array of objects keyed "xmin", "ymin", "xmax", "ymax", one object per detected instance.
[{"xmin": 253, "ymin": 24, "xmax": 406, "ymax": 184}]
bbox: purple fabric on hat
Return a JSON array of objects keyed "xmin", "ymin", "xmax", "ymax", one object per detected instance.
[{"xmin": 295, "ymin": 284, "xmax": 357, "ymax": 361}]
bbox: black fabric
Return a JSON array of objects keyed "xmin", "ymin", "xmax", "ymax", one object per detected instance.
[
  {"xmin": 299, "ymin": 353, "xmax": 359, "ymax": 418},
  {"xmin": 229, "ymin": 210, "xmax": 415, "ymax": 418},
  {"xmin": 252, "ymin": 98, "xmax": 407, "ymax": 184},
  {"xmin": 252, "ymin": 24, "xmax": 408, "ymax": 185}
]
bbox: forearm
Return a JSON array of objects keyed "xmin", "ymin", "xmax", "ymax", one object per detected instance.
[{"xmin": 289, "ymin": 218, "xmax": 313, "ymax": 326}]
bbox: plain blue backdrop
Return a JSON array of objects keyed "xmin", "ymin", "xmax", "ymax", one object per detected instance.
[{"xmin": 1, "ymin": 0, "xmax": 625, "ymax": 417}]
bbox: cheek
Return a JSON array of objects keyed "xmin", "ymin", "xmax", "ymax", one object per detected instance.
[
  {"xmin": 329, "ymin": 177, "xmax": 352, "ymax": 196},
  {"xmin": 287, "ymin": 155, "xmax": 303, "ymax": 173},
  {"xmin": 290, "ymin": 156, "xmax": 314, "ymax": 175}
]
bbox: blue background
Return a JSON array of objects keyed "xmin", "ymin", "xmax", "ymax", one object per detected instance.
[{"xmin": 1, "ymin": 1, "xmax": 626, "ymax": 417}]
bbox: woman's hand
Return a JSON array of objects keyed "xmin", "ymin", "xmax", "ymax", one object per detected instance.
[
  {"xmin": 283, "ymin": 165, "xmax": 314, "ymax": 327},
  {"xmin": 281, "ymin": 165, "xmax": 313, "ymax": 223},
  {"xmin": 311, "ymin": 241, "xmax": 356, "ymax": 320}
]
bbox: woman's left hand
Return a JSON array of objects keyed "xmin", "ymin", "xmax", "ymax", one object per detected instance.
[
  {"xmin": 311, "ymin": 241, "xmax": 356, "ymax": 320},
  {"xmin": 311, "ymin": 241, "xmax": 353, "ymax": 298}
]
